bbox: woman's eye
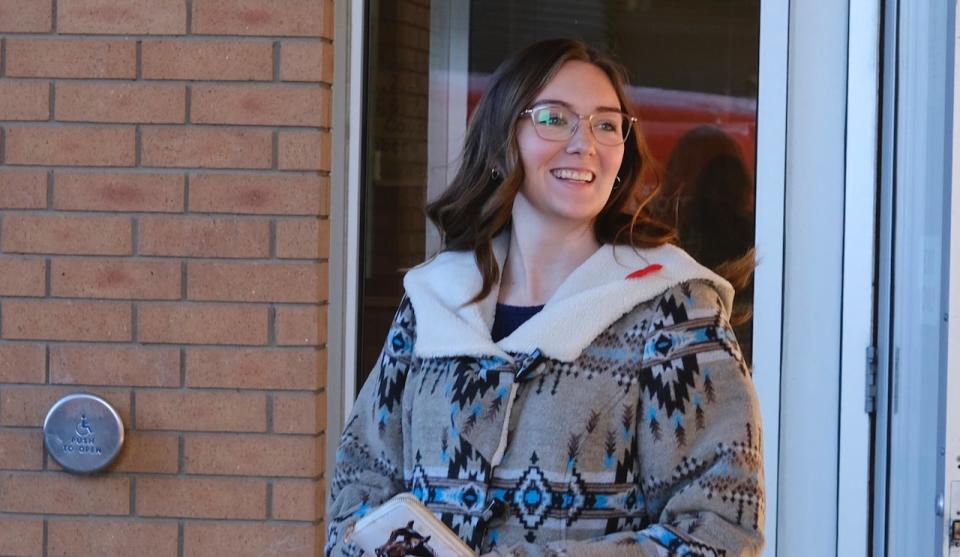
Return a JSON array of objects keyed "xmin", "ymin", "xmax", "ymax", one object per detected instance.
[
  {"xmin": 593, "ymin": 118, "xmax": 623, "ymax": 134},
  {"xmin": 594, "ymin": 119, "xmax": 619, "ymax": 133}
]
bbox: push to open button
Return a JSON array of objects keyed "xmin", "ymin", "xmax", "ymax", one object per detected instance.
[{"xmin": 43, "ymin": 393, "xmax": 125, "ymax": 474}]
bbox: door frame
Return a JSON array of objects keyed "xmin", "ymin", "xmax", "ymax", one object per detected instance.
[
  {"xmin": 837, "ymin": 0, "xmax": 882, "ymax": 554},
  {"xmin": 945, "ymin": 5, "xmax": 960, "ymax": 555},
  {"xmin": 754, "ymin": 0, "xmax": 789, "ymax": 553},
  {"xmin": 327, "ymin": 0, "xmax": 367, "ymax": 483},
  {"xmin": 873, "ymin": 0, "xmax": 956, "ymax": 554}
]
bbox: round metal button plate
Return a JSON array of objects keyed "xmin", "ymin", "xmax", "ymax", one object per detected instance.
[{"xmin": 43, "ymin": 393, "xmax": 124, "ymax": 474}]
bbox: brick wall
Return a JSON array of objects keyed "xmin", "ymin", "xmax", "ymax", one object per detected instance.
[{"xmin": 0, "ymin": 1, "xmax": 333, "ymax": 556}]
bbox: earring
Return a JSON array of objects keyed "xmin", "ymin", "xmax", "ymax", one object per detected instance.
[
  {"xmin": 613, "ymin": 175, "xmax": 623, "ymax": 189},
  {"xmin": 490, "ymin": 168, "xmax": 502, "ymax": 182}
]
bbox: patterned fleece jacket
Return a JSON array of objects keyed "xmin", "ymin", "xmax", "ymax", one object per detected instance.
[{"xmin": 326, "ymin": 234, "xmax": 765, "ymax": 557}]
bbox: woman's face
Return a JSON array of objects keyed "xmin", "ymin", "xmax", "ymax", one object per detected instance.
[{"xmin": 514, "ymin": 60, "xmax": 626, "ymax": 230}]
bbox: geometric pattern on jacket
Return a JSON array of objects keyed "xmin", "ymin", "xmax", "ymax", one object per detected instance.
[{"xmin": 326, "ymin": 243, "xmax": 765, "ymax": 557}]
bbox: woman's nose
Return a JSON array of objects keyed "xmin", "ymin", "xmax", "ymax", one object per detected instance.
[{"xmin": 566, "ymin": 119, "xmax": 597, "ymax": 155}]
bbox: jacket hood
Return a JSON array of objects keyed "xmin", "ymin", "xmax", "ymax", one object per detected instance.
[{"xmin": 403, "ymin": 231, "xmax": 734, "ymax": 362}]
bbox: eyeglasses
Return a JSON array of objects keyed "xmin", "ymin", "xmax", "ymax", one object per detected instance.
[{"xmin": 519, "ymin": 104, "xmax": 637, "ymax": 146}]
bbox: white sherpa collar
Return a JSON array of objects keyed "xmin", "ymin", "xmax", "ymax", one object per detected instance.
[{"xmin": 403, "ymin": 231, "xmax": 733, "ymax": 362}]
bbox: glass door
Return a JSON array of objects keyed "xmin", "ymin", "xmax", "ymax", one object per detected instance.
[{"xmin": 353, "ymin": 1, "xmax": 788, "ymax": 553}]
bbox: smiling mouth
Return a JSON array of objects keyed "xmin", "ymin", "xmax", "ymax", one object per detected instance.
[{"xmin": 551, "ymin": 168, "xmax": 595, "ymax": 183}]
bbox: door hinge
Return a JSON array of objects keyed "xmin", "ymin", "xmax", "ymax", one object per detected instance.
[{"xmin": 865, "ymin": 345, "xmax": 878, "ymax": 413}]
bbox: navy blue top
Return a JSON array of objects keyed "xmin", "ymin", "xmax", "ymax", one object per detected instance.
[{"xmin": 491, "ymin": 303, "xmax": 545, "ymax": 342}]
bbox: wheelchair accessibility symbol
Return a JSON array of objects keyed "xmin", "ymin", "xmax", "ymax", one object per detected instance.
[{"xmin": 75, "ymin": 415, "xmax": 94, "ymax": 438}]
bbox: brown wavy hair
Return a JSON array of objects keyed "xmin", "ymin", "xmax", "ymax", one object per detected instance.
[{"xmin": 425, "ymin": 38, "xmax": 675, "ymax": 304}]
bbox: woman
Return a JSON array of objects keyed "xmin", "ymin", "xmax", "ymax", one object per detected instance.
[{"xmin": 326, "ymin": 39, "xmax": 765, "ymax": 557}]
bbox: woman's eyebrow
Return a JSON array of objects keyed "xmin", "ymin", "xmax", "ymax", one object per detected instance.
[{"xmin": 531, "ymin": 99, "xmax": 624, "ymax": 112}]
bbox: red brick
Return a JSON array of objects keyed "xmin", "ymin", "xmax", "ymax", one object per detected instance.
[
  {"xmin": 191, "ymin": 84, "xmax": 328, "ymax": 126},
  {"xmin": 192, "ymin": 0, "xmax": 325, "ymax": 37},
  {"xmin": 56, "ymin": 82, "xmax": 186, "ymax": 124},
  {"xmin": 139, "ymin": 303, "xmax": 268, "ymax": 345},
  {"xmin": 0, "ymin": 516, "xmax": 43, "ymax": 557},
  {"xmin": 0, "ymin": 0, "xmax": 52, "ymax": 32},
  {"xmin": 185, "ymin": 523, "xmax": 318, "ymax": 557},
  {"xmin": 272, "ymin": 479, "xmax": 322, "ymax": 521},
  {"xmin": 58, "ymin": 0, "xmax": 187, "ymax": 35},
  {"xmin": 0, "ymin": 81, "xmax": 49, "ymax": 120},
  {"xmin": 5, "ymin": 39, "xmax": 136, "ymax": 79},
  {"xmin": 0, "ymin": 472, "xmax": 129, "ymax": 514},
  {"xmin": 137, "ymin": 390, "xmax": 266, "ymax": 432},
  {"xmin": 0, "ymin": 169, "xmax": 47, "ymax": 209},
  {"xmin": 4, "ymin": 126, "xmax": 135, "ymax": 167},
  {"xmin": 187, "ymin": 262, "xmax": 325, "ymax": 303},
  {"xmin": 187, "ymin": 348, "xmax": 322, "ymax": 390},
  {"xmin": 142, "ymin": 40, "xmax": 273, "ymax": 81},
  {"xmin": 280, "ymin": 40, "xmax": 333, "ymax": 83},
  {"xmin": 278, "ymin": 130, "xmax": 330, "ymax": 171},
  {"xmin": 141, "ymin": 127, "xmax": 272, "ymax": 169},
  {"xmin": 272, "ymin": 392, "xmax": 324, "ymax": 435},
  {"xmin": 55, "ymin": 171, "xmax": 184, "ymax": 212},
  {"xmin": 277, "ymin": 218, "xmax": 327, "ymax": 260},
  {"xmin": 275, "ymin": 305, "xmax": 325, "ymax": 346},
  {"xmin": 50, "ymin": 345, "xmax": 179, "ymax": 387},
  {"xmin": 3, "ymin": 300, "xmax": 132, "ymax": 341},
  {"xmin": 189, "ymin": 174, "xmax": 328, "ymax": 215},
  {"xmin": 184, "ymin": 434, "xmax": 318, "ymax": 477},
  {"xmin": 51, "ymin": 258, "xmax": 181, "ymax": 300},
  {"xmin": 138, "ymin": 477, "xmax": 266, "ymax": 519},
  {"xmin": 0, "ymin": 344, "xmax": 46, "ymax": 383},
  {"xmin": 0, "ymin": 386, "xmax": 131, "ymax": 427},
  {"xmin": 321, "ymin": 0, "xmax": 333, "ymax": 38},
  {"xmin": 138, "ymin": 216, "xmax": 269, "ymax": 258},
  {"xmin": 48, "ymin": 519, "xmax": 178, "ymax": 557},
  {"xmin": 1, "ymin": 214, "xmax": 132, "ymax": 255},
  {"xmin": 108, "ymin": 431, "xmax": 179, "ymax": 473},
  {"xmin": 0, "ymin": 257, "xmax": 45, "ymax": 296},
  {"xmin": 0, "ymin": 429, "xmax": 43, "ymax": 470}
]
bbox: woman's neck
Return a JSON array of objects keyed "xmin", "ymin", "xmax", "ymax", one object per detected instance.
[{"xmin": 498, "ymin": 213, "xmax": 601, "ymax": 306}]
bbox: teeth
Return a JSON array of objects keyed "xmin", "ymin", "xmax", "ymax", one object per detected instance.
[{"xmin": 552, "ymin": 169, "xmax": 595, "ymax": 182}]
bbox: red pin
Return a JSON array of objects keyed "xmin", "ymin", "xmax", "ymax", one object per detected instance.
[{"xmin": 626, "ymin": 264, "xmax": 663, "ymax": 280}]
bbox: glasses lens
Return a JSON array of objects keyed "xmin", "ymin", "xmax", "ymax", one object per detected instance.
[
  {"xmin": 531, "ymin": 106, "xmax": 575, "ymax": 140},
  {"xmin": 528, "ymin": 106, "xmax": 632, "ymax": 145},
  {"xmin": 591, "ymin": 113, "xmax": 631, "ymax": 145}
]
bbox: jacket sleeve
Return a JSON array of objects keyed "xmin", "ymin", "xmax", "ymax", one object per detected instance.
[
  {"xmin": 494, "ymin": 280, "xmax": 765, "ymax": 557},
  {"xmin": 324, "ymin": 296, "xmax": 417, "ymax": 557}
]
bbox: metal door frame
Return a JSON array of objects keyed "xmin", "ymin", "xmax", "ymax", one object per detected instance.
[{"xmin": 873, "ymin": 0, "xmax": 956, "ymax": 555}]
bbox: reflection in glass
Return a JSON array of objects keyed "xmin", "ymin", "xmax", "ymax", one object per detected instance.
[
  {"xmin": 358, "ymin": 0, "xmax": 431, "ymax": 389},
  {"xmin": 657, "ymin": 126, "xmax": 756, "ymax": 360}
]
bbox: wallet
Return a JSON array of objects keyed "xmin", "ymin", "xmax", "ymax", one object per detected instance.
[{"xmin": 346, "ymin": 492, "xmax": 476, "ymax": 556}]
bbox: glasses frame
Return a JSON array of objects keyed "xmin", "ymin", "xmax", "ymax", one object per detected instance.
[{"xmin": 519, "ymin": 103, "xmax": 639, "ymax": 146}]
